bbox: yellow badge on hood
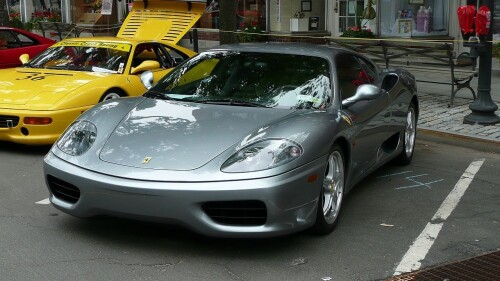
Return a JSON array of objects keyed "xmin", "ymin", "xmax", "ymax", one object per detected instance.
[{"xmin": 142, "ymin": 157, "xmax": 152, "ymax": 164}]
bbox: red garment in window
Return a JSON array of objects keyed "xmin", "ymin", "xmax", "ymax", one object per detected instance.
[{"xmin": 352, "ymin": 71, "xmax": 373, "ymax": 86}]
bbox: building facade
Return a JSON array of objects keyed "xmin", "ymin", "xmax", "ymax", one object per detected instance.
[
  {"xmin": 7, "ymin": 0, "xmax": 499, "ymax": 46},
  {"xmin": 198, "ymin": 1, "xmax": 468, "ymax": 38},
  {"xmin": 11, "ymin": 0, "xmax": 128, "ymax": 27},
  {"xmin": 197, "ymin": 1, "xmax": 499, "ymax": 51}
]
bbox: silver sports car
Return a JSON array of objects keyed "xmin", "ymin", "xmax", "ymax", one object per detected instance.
[{"xmin": 43, "ymin": 43, "xmax": 418, "ymax": 237}]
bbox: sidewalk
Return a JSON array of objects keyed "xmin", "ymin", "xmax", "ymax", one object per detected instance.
[{"xmin": 416, "ymin": 70, "xmax": 500, "ymax": 153}]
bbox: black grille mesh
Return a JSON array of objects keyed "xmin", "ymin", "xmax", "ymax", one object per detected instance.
[
  {"xmin": 47, "ymin": 175, "xmax": 81, "ymax": 204},
  {"xmin": 202, "ymin": 200, "xmax": 267, "ymax": 226}
]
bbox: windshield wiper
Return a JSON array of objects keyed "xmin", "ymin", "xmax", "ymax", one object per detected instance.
[
  {"xmin": 44, "ymin": 65, "xmax": 68, "ymax": 70},
  {"xmin": 194, "ymin": 98, "xmax": 268, "ymax": 108},
  {"xmin": 43, "ymin": 65, "xmax": 85, "ymax": 71},
  {"xmin": 144, "ymin": 91, "xmax": 180, "ymax": 101}
]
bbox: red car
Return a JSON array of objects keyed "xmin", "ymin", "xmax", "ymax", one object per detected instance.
[{"xmin": 0, "ymin": 27, "xmax": 55, "ymax": 69}]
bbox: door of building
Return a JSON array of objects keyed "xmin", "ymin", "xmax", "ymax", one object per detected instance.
[{"xmin": 331, "ymin": 0, "xmax": 365, "ymax": 37}]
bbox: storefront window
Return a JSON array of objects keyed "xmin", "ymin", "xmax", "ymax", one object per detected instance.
[
  {"xmin": 379, "ymin": 0, "xmax": 449, "ymax": 37},
  {"xmin": 338, "ymin": 0, "xmax": 364, "ymax": 33},
  {"xmin": 71, "ymin": 0, "xmax": 118, "ymax": 26},
  {"xmin": 238, "ymin": 0, "xmax": 267, "ymax": 31},
  {"xmin": 198, "ymin": 0, "xmax": 267, "ymax": 31}
]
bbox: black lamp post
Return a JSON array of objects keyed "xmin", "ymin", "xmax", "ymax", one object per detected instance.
[{"xmin": 463, "ymin": 0, "xmax": 500, "ymax": 125}]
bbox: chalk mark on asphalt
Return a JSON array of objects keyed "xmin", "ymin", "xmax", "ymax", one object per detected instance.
[
  {"xmin": 377, "ymin": 171, "xmax": 414, "ymax": 178},
  {"xmin": 395, "ymin": 174, "xmax": 445, "ymax": 190},
  {"xmin": 35, "ymin": 198, "xmax": 50, "ymax": 205},
  {"xmin": 393, "ymin": 159, "xmax": 485, "ymax": 275},
  {"xmin": 377, "ymin": 171, "xmax": 444, "ymax": 189}
]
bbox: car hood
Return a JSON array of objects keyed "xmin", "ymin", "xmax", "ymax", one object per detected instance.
[
  {"xmin": 0, "ymin": 68, "xmax": 105, "ymax": 107},
  {"xmin": 117, "ymin": 0, "xmax": 206, "ymax": 44},
  {"xmin": 99, "ymin": 99, "xmax": 292, "ymax": 170}
]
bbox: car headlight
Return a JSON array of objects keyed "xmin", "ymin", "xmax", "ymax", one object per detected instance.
[
  {"xmin": 57, "ymin": 121, "xmax": 97, "ymax": 156},
  {"xmin": 221, "ymin": 139, "xmax": 303, "ymax": 173}
]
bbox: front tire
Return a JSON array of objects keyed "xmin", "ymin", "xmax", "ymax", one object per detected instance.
[
  {"xmin": 311, "ymin": 144, "xmax": 345, "ymax": 235},
  {"xmin": 99, "ymin": 90, "xmax": 124, "ymax": 102},
  {"xmin": 395, "ymin": 103, "xmax": 417, "ymax": 165}
]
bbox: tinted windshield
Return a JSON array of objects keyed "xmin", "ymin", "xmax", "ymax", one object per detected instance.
[
  {"xmin": 28, "ymin": 42, "xmax": 131, "ymax": 73},
  {"xmin": 150, "ymin": 51, "xmax": 332, "ymax": 109}
]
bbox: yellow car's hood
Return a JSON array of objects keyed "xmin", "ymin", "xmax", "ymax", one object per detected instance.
[{"xmin": 0, "ymin": 68, "xmax": 107, "ymax": 108}]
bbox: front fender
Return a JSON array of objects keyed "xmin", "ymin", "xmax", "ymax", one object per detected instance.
[{"xmin": 51, "ymin": 97, "xmax": 147, "ymax": 164}]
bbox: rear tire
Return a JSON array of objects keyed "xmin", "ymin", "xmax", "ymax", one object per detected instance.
[
  {"xmin": 99, "ymin": 90, "xmax": 124, "ymax": 102},
  {"xmin": 311, "ymin": 144, "xmax": 345, "ymax": 235},
  {"xmin": 395, "ymin": 103, "xmax": 417, "ymax": 165}
]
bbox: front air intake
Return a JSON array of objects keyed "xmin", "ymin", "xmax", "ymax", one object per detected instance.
[
  {"xmin": 202, "ymin": 200, "xmax": 267, "ymax": 226},
  {"xmin": 47, "ymin": 175, "xmax": 81, "ymax": 204}
]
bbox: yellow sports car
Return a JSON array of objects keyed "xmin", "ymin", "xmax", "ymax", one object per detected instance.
[{"xmin": 0, "ymin": 0, "xmax": 204, "ymax": 145}]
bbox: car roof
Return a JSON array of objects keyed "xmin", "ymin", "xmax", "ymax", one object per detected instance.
[{"xmin": 207, "ymin": 43, "xmax": 347, "ymax": 58}]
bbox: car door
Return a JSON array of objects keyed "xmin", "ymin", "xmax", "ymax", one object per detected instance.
[{"xmin": 336, "ymin": 53, "xmax": 392, "ymax": 180}]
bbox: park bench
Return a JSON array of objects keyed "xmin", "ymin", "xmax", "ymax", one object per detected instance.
[
  {"xmin": 329, "ymin": 38, "xmax": 477, "ymax": 107},
  {"xmin": 38, "ymin": 21, "xmax": 76, "ymax": 40}
]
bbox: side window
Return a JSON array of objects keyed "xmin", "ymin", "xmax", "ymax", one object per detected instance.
[
  {"xmin": 132, "ymin": 44, "xmax": 170, "ymax": 69},
  {"xmin": 16, "ymin": 33, "xmax": 36, "ymax": 47},
  {"xmin": 153, "ymin": 46, "xmax": 173, "ymax": 68},
  {"xmin": 0, "ymin": 30, "xmax": 18, "ymax": 48},
  {"xmin": 336, "ymin": 54, "xmax": 364, "ymax": 100},
  {"xmin": 163, "ymin": 45, "xmax": 189, "ymax": 66},
  {"xmin": 356, "ymin": 57, "xmax": 378, "ymax": 84}
]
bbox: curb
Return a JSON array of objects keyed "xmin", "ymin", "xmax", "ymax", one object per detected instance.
[{"xmin": 418, "ymin": 128, "xmax": 500, "ymax": 154}]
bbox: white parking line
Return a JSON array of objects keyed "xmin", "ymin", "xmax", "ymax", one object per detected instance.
[
  {"xmin": 35, "ymin": 198, "xmax": 50, "ymax": 205},
  {"xmin": 394, "ymin": 159, "xmax": 485, "ymax": 275}
]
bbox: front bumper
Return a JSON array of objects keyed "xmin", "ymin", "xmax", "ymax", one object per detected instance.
[
  {"xmin": 43, "ymin": 152, "xmax": 327, "ymax": 238},
  {"xmin": 0, "ymin": 106, "xmax": 88, "ymax": 145}
]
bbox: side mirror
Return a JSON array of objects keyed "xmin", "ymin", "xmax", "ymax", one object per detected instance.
[
  {"xmin": 140, "ymin": 70, "xmax": 154, "ymax": 90},
  {"xmin": 342, "ymin": 84, "xmax": 382, "ymax": 107},
  {"xmin": 131, "ymin": 60, "xmax": 160, "ymax": 74},
  {"xmin": 19, "ymin": 54, "xmax": 30, "ymax": 64}
]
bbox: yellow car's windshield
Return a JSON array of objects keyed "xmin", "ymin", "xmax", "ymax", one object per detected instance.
[{"xmin": 28, "ymin": 43, "xmax": 132, "ymax": 74}]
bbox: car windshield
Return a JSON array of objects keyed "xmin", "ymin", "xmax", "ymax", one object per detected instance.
[
  {"xmin": 27, "ymin": 42, "xmax": 131, "ymax": 73},
  {"xmin": 149, "ymin": 51, "xmax": 332, "ymax": 109}
]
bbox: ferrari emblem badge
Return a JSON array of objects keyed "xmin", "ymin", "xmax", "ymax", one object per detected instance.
[{"xmin": 142, "ymin": 157, "xmax": 152, "ymax": 164}]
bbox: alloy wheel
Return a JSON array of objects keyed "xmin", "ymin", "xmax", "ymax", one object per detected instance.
[
  {"xmin": 322, "ymin": 150, "xmax": 344, "ymax": 224},
  {"xmin": 101, "ymin": 92, "xmax": 121, "ymax": 102},
  {"xmin": 404, "ymin": 107, "xmax": 416, "ymax": 157}
]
